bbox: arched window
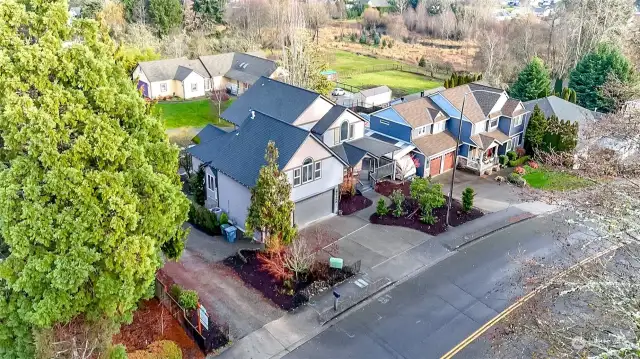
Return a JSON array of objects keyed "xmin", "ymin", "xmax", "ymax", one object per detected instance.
[
  {"xmin": 340, "ymin": 121, "xmax": 349, "ymax": 142},
  {"xmin": 302, "ymin": 157, "xmax": 314, "ymax": 183}
]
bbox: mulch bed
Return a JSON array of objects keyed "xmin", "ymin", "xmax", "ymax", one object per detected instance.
[
  {"xmin": 375, "ymin": 180, "xmax": 411, "ymax": 197},
  {"xmin": 224, "ymin": 250, "xmax": 354, "ymax": 311},
  {"xmin": 370, "ymin": 197, "xmax": 484, "ymax": 236},
  {"xmin": 113, "ymin": 299, "xmax": 205, "ymax": 359},
  {"xmin": 339, "ymin": 191, "xmax": 373, "ymax": 215}
]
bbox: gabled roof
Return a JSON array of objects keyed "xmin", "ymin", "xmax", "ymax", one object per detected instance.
[
  {"xmin": 311, "ymin": 105, "xmax": 348, "ymax": 135},
  {"xmin": 346, "ymin": 136, "xmax": 399, "ymax": 157},
  {"xmin": 523, "ymin": 96, "xmax": 598, "ymax": 127},
  {"xmin": 470, "ymin": 130, "xmax": 510, "ymax": 150},
  {"xmin": 391, "ymin": 97, "xmax": 447, "ymax": 129},
  {"xmin": 436, "ymin": 83, "xmax": 526, "ymax": 124},
  {"xmin": 199, "ymin": 52, "xmax": 277, "ymax": 84},
  {"xmin": 194, "ymin": 124, "xmax": 229, "ymax": 144},
  {"xmin": 137, "ymin": 57, "xmax": 208, "ymax": 82},
  {"xmin": 221, "ymin": 77, "xmax": 321, "ymax": 127},
  {"xmin": 187, "ymin": 111, "xmax": 311, "ymax": 187}
]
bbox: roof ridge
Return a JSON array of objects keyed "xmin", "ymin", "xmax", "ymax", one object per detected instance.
[
  {"xmin": 246, "ymin": 109, "xmax": 311, "ymax": 135},
  {"xmin": 257, "ymin": 76, "xmax": 323, "ymax": 97}
]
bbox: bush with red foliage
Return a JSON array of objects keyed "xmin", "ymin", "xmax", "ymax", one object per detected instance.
[
  {"xmin": 513, "ymin": 166, "xmax": 526, "ymax": 175},
  {"xmin": 257, "ymin": 249, "xmax": 293, "ymax": 283},
  {"xmin": 516, "ymin": 147, "xmax": 526, "ymax": 157},
  {"xmin": 527, "ymin": 160, "xmax": 539, "ymax": 169}
]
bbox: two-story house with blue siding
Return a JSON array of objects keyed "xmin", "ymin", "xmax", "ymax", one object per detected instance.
[{"xmin": 369, "ymin": 83, "xmax": 529, "ymax": 177}]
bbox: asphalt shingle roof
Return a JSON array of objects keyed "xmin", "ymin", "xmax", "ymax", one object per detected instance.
[
  {"xmin": 391, "ymin": 97, "xmax": 447, "ymax": 128},
  {"xmin": 311, "ymin": 105, "xmax": 348, "ymax": 135},
  {"xmin": 523, "ymin": 96, "xmax": 597, "ymax": 127},
  {"xmin": 221, "ymin": 77, "xmax": 321, "ymax": 127},
  {"xmin": 187, "ymin": 111, "xmax": 310, "ymax": 187},
  {"xmin": 194, "ymin": 124, "xmax": 230, "ymax": 144},
  {"xmin": 138, "ymin": 58, "xmax": 208, "ymax": 82},
  {"xmin": 470, "ymin": 130, "xmax": 510, "ymax": 150},
  {"xmin": 331, "ymin": 142, "xmax": 368, "ymax": 166},
  {"xmin": 412, "ymin": 131, "xmax": 457, "ymax": 157}
]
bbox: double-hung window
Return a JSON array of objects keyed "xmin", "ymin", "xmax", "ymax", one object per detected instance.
[
  {"xmin": 314, "ymin": 161, "xmax": 322, "ymax": 179},
  {"xmin": 433, "ymin": 121, "xmax": 446, "ymax": 134},
  {"xmin": 160, "ymin": 83, "xmax": 168, "ymax": 92},
  {"xmin": 191, "ymin": 83, "xmax": 198, "ymax": 91},
  {"xmin": 293, "ymin": 168, "xmax": 301, "ymax": 186},
  {"xmin": 207, "ymin": 174, "xmax": 215, "ymax": 190},
  {"xmin": 513, "ymin": 115, "xmax": 523, "ymax": 127},
  {"xmin": 302, "ymin": 158, "xmax": 314, "ymax": 184}
]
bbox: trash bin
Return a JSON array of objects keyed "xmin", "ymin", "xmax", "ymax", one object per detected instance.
[
  {"xmin": 220, "ymin": 224, "xmax": 230, "ymax": 240},
  {"xmin": 224, "ymin": 226, "xmax": 237, "ymax": 243},
  {"xmin": 211, "ymin": 207, "xmax": 222, "ymax": 220}
]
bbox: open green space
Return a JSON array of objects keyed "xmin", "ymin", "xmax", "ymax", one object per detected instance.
[
  {"xmin": 153, "ymin": 98, "xmax": 234, "ymax": 129},
  {"xmin": 329, "ymin": 50, "xmax": 402, "ymax": 73},
  {"xmin": 342, "ymin": 70, "xmax": 442, "ymax": 97},
  {"xmin": 522, "ymin": 166, "xmax": 594, "ymax": 191}
]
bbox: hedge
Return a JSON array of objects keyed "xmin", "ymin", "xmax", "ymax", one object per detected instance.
[
  {"xmin": 508, "ymin": 155, "xmax": 530, "ymax": 168},
  {"xmin": 507, "ymin": 173, "xmax": 527, "ymax": 187},
  {"xmin": 188, "ymin": 202, "xmax": 221, "ymax": 235}
]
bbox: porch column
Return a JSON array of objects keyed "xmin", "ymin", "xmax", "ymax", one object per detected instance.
[{"xmin": 391, "ymin": 151, "xmax": 396, "ymax": 180}]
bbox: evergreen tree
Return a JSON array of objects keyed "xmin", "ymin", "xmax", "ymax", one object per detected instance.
[
  {"xmin": 569, "ymin": 43, "xmax": 633, "ymax": 113},
  {"xmin": 553, "ymin": 78, "xmax": 563, "ymax": 95},
  {"xmin": 569, "ymin": 89, "xmax": 577, "ymax": 103},
  {"xmin": 562, "ymin": 88, "xmax": 571, "ymax": 101},
  {"xmin": 524, "ymin": 105, "xmax": 548, "ymax": 153},
  {"xmin": 359, "ymin": 31, "xmax": 368, "ymax": 44},
  {"xmin": 462, "ymin": 187, "xmax": 475, "ymax": 213},
  {"xmin": 508, "ymin": 57, "xmax": 551, "ymax": 102},
  {"xmin": 193, "ymin": 0, "xmax": 225, "ymax": 22},
  {"xmin": 245, "ymin": 142, "xmax": 297, "ymax": 249},
  {"xmin": 418, "ymin": 56, "xmax": 426, "ymax": 67},
  {"xmin": 148, "ymin": 0, "xmax": 183, "ymax": 36},
  {"xmin": 191, "ymin": 166, "xmax": 206, "ymax": 205},
  {"xmin": 0, "ymin": 1, "xmax": 189, "ymax": 356}
]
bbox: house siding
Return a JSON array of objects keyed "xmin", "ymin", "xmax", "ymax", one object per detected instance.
[
  {"xmin": 510, "ymin": 115, "xmax": 526, "ymax": 136},
  {"xmin": 322, "ymin": 111, "xmax": 365, "ymax": 146},
  {"xmin": 283, "ymin": 137, "xmax": 332, "ymax": 171},
  {"xmin": 369, "ymin": 114, "xmax": 412, "ymax": 142},
  {"xmin": 293, "ymin": 97, "xmax": 334, "ymax": 127},
  {"xmin": 458, "ymin": 143, "xmax": 469, "ymax": 158},
  {"xmin": 446, "ymin": 118, "xmax": 473, "ymax": 145},
  {"xmin": 287, "ymin": 156, "xmax": 344, "ymax": 203},
  {"xmin": 413, "ymin": 152, "xmax": 426, "ymax": 177},
  {"xmin": 182, "ymin": 72, "xmax": 206, "ymax": 99},
  {"xmin": 498, "ymin": 116, "xmax": 511, "ymax": 136},
  {"xmin": 217, "ymin": 171, "xmax": 251, "ymax": 232}
]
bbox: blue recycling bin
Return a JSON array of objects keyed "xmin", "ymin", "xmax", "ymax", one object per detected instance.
[
  {"xmin": 224, "ymin": 225, "xmax": 237, "ymax": 243},
  {"xmin": 220, "ymin": 224, "xmax": 230, "ymax": 240}
]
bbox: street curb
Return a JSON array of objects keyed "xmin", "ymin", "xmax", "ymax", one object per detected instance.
[
  {"xmin": 319, "ymin": 279, "xmax": 396, "ymax": 325},
  {"xmin": 453, "ymin": 212, "xmax": 537, "ymax": 251}
]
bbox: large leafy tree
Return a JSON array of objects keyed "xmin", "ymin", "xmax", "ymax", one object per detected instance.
[
  {"xmin": 245, "ymin": 141, "xmax": 297, "ymax": 249},
  {"xmin": 0, "ymin": 1, "xmax": 189, "ymax": 357},
  {"xmin": 193, "ymin": 0, "xmax": 224, "ymax": 23},
  {"xmin": 148, "ymin": 0, "xmax": 183, "ymax": 36},
  {"xmin": 508, "ymin": 57, "xmax": 551, "ymax": 102},
  {"xmin": 569, "ymin": 44, "xmax": 634, "ymax": 113}
]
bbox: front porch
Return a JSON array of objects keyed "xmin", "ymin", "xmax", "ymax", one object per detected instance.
[{"xmin": 462, "ymin": 143, "xmax": 503, "ymax": 175}]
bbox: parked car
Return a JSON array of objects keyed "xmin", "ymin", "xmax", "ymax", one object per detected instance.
[{"xmin": 332, "ymin": 88, "xmax": 345, "ymax": 96}]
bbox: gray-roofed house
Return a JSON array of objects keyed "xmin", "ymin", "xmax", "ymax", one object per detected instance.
[
  {"xmin": 369, "ymin": 82, "xmax": 530, "ymax": 176},
  {"xmin": 186, "ymin": 78, "xmax": 406, "ymax": 238},
  {"xmin": 353, "ymin": 85, "xmax": 393, "ymax": 108},
  {"xmin": 359, "ymin": 0, "xmax": 391, "ymax": 9},
  {"xmin": 132, "ymin": 52, "xmax": 283, "ymax": 99}
]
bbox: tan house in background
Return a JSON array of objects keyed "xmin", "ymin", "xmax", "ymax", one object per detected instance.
[{"xmin": 132, "ymin": 51, "xmax": 283, "ymax": 99}]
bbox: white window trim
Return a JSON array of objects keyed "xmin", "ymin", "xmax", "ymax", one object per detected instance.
[
  {"xmin": 349, "ymin": 122, "xmax": 356, "ymax": 140},
  {"xmin": 433, "ymin": 121, "xmax": 446, "ymax": 134},
  {"xmin": 314, "ymin": 161, "xmax": 322, "ymax": 179},
  {"xmin": 302, "ymin": 160, "xmax": 314, "ymax": 184},
  {"xmin": 207, "ymin": 174, "xmax": 215, "ymax": 191},
  {"xmin": 489, "ymin": 118, "xmax": 499, "ymax": 129},
  {"xmin": 293, "ymin": 168, "xmax": 301, "ymax": 186},
  {"xmin": 513, "ymin": 115, "xmax": 523, "ymax": 127},
  {"xmin": 160, "ymin": 83, "xmax": 168, "ymax": 92},
  {"xmin": 511, "ymin": 135, "xmax": 520, "ymax": 149},
  {"xmin": 379, "ymin": 119, "xmax": 390, "ymax": 125},
  {"xmin": 191, "ymin": 82, "xmax": 198, "ymax": 91}
]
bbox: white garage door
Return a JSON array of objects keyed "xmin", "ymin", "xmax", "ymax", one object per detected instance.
[{"xmin": 294, "ymin": 189, "xmax": 334, "ymax": 227}]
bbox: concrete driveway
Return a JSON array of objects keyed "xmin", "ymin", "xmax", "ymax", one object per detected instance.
[{"xmin": 433, "ymin": 169, "xmax": 523, "ymax": 212}]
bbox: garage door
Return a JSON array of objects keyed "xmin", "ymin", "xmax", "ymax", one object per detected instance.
[
  {"xmin": 430, "ymin": 157, "xmax": 442, "ymax": 177},
  {"xmin": 294, "ymin": 189, "xmax": 334, "ymax": 227},
  {"xmin": 443, "ymin": 151, "xmax": 455, "ymax": 171}
]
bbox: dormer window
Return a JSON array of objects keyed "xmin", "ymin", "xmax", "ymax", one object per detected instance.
[{"xmin": 487, "ymin": 118, "xmax": 498, "ymax": 131}]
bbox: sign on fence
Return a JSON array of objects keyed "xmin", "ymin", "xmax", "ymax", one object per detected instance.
[{"xmin": 198, "ymin": 304, "xmax": 208, "ymax": 331}]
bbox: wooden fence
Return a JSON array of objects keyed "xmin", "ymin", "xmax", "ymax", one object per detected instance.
[{"xmin": 340, "ymin": 63, "xmax": 449, "ymax": 80}]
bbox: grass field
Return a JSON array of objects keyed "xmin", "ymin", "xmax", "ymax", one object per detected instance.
[
  {"xmin": 522, "ymin": 166, "xmax": 594, "ymax": 191},
  {"xmin": 328, "ymin": 50, "xmax": 443, "ymax": 97},
  {"xmin": 342, "ymin": 70, "xmax": 442, "ymax": 97},
  {"xmin": 153, "ymin": 99, "xmax": 234, "ymax": 129}
]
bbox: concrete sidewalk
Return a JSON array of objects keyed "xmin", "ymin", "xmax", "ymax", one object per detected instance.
[{"xmin": 214, "ymin": 201, "xmax": 557, "ymax": 359}]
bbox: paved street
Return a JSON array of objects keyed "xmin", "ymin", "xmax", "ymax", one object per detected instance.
[{"xmin": 282, "ymin": 212, "xmax": 592, "ymax": 359}]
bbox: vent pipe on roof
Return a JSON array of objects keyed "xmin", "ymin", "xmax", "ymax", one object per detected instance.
[{"xmin": 251, "ymin": 110, "xmax": 255, "ymax": 119}]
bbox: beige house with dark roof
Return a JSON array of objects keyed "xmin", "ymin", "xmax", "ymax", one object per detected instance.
[{"xmin": 132, "ymin": 52, "xmax": 283, "ymax": 99}]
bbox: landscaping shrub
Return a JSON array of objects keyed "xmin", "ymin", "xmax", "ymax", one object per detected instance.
[
  {"xmin": 359, "ymin": 32, "xmax": 368, "ymax": 44},
  {"xmin": 188, "ymin": 202, "xmax": 220, "ymax": 235},
  {"xmin": 418, "ymin": 56, "xmax": 426, "ymax": 67},
  {"xmin": 462, "ymin": 187, "xmax": 474, "ymax": 212},
  {"xmin": 170, "ymin": 284, "xmax": 182, "ymax": 300},
  {"xmin": 499, "ymin": 155, "xmax": 509, "ymax": 166},
  {"xmin": 528, "ymin": 160, "xmax": 539, "ymax": 169},
  {"xmin": 376, "ymin": 198, "xmax": 389, "ymax": 216},
  {"xmin": 190, "ymin": 166, "xmax": 206, "ymax": 205},
  {"xmin": 350, "ymin": 33, "xmax": 357, "ymax": 42},
  {"xmin": 508, "ymin": 173, "xmax": 527, "ymax": 187},
  {"xmin": 178, "ymin": 289, "xmax": 199, "ymax": 310},
  {"xmin": 515, "ymin": 147, "xmax": 526, "ymax": 157},
  {"xmin": 513, "ymin": 166, "xmax": 526, "ymax": 175},
  {"xmin": 410, "ymin": 178, "xmax": 445, "ymax": 223},
  {"xmin": 508, "ymin": 155, "xmax": 531, "ymax": 168},
  {"xmin": 108, "ymin": 344, "xmax": 128, "ymax": 359},
  {"xmin": 506, "ymin": 151, "xmax": 518, "ymax": 161},
  {"xmin": 390, "ymin": 189, "xmax": 405, "ymax": 218},
  {"xmin": 219, "ymin": 212, "xmax": 229, "ymax": 225}
]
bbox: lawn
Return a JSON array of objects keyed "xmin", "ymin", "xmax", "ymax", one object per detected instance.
[
  {"xmin": 153, "ymin": 98, "xmax": 234, "ymax": 129},
  {"xmin": 342, "ymin": 70, "xmax": 442, "ymax": 97},
  {"xmin": 329, "ymin": 50, "xmax": 402, "ymax": 74},
  {"xmin": 522, "ymin": 166, "xmax": 594, "ymax": 191}
]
